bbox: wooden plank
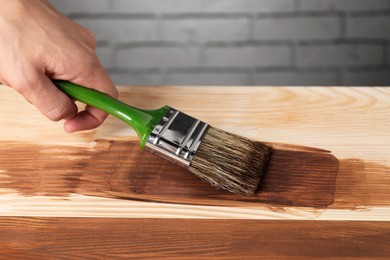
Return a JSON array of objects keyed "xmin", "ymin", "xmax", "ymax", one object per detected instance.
[
  {"xmin": 0, "ymin": 218, "xmax": 389, "ymax": 259},
  {"xmin": 0, "ymin": 86, "xmax": 389, "ymax": 259},
  {"xmin": 1, "ymin": 86, "xmax": 390, "ymax": 159},
  {"xmin": 0, "ymin": 86, "xmax": 389, "ymax": 220}
]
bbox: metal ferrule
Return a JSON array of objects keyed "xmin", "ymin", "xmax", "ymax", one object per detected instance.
[{"xmin": 145, "ymin": 107, "xmax": 209, "ymax": 167}]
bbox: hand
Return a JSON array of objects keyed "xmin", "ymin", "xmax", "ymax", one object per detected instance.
[{"xmin": 0, "ymin": 0, "xmax": 118, "ymax": 132}]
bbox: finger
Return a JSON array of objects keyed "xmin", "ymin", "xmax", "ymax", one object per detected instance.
[
  {"xmin": 14, "ymin": 73, "xmax": 77, "ymax": 121},
  {"xmin": 64, "ymin": 61, "xmax": 118, "ymax": 131},
  {"xmin": 0, "ymin": 75, "xmax": 10, "ymax": 87},
  {"xmin": 63, "ymin": 107, "xmax": 107, "ymax": 133}
]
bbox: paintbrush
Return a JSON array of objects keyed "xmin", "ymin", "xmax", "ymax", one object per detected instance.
[{"xmin": 54, "ymin": 80, "xmax": 272, "ymax": 195}]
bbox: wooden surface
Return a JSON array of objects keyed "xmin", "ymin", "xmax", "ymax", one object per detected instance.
[
  {"xmin": 0, "ymin": 218, "xmax": 389, "ymax": 259},
  {"xmin": 0, "ymin": 85, "xmax": 389, "ymax": 259}
]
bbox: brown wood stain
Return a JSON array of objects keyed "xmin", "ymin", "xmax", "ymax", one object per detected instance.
[
  {"xmin": 2, "ymin": 140, "xmax": 386, "ymax": 208},
  {"xmin": 331, "ymin": 159, "xmax": 390, "ymax": 209},
  {"xmin": 0, "ymin": 140, "xmax": 341, "ymax": 208}
]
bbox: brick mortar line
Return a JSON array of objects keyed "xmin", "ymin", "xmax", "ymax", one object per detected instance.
[
  {"xmin": 109, "ymin": 66, "xmax": 328, "ymax": 73},
  {"xmin": 67, "ymin": 11, "xmax": 354, "ymax": 20},
  {"xmin": 161, "ymin": 67, "xmax": 374, "ymax": 74},
  {"xmin": 113, "ymin": 41, "xmax": 293, "ymax": 49},
  {"xmin": 256, "ymin": 11, "xmax": 343, "ymax": 18},
  {"xmin": 166, "ymin": 68, "xmax": 252, "ymax": 74},
  {"xmin": 346, "ymin": 10, "xmax": 390, "ymax": 17},
  {"xmin": 163, "ymin": 12, "xmax": 362, "ymax": 19},
  {"xmin": 296, "ymin": 11, "xmax": 390, "ymax": 17},
  {"xmin": 127, "ymin": 67, "xmax": 360, "ymax": 74},
  {"xmin": 204, "ymin": 41, "xmax": 291, "ymax": 47},
  {"xmin": 114, "ymin": 67, "xmax": 254, "ymax": 73},
  {"xmin": 118, "ymin": 65, "xmax": 390, "ymax": 74},
  {"xmin": 110, "ymin": 40, "xmax": 387, "ymax": 49},
  {"xmin": 294, "ymin": 7, "xmax": 390, "ymax": 16},
  {"xmin": 70, "ymin": 13, "xmax": 256, "ymax": 19},
  {"xmin": 295, "ymin": 65, "xmax": 390, "ymax": 71},
  {"xmin": 106, "ymin": 67, "xmax": 390, "ymax": 74},
  {"xmin": 255, "ymin": 67, "xmax": 340, "ymax": 73},
  {"xmin": 69, "ymin": 13, "xmax": 156, "ymax": 19},
  {"xmin": 296, "ymin": 39, "xmax": 389, "ymax": 46},
  {"xmin": 114, "ymin": 42, "xmax": 201, "ymax": 48},
  {"xmin": 341, "ymin": 66, "xmax": 390, "ymax": 72},
  {"xmin": 107, "ymin": 68, "xmax": 161, "ymax": 74},
  {"xmin": 161, "ymin": 13, "xmax": 250, "ymax": 19}
]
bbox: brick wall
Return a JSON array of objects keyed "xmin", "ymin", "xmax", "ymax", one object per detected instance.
[{"xmin": 50, "ymin": 0, "xmax": 390, "ymax": 86}]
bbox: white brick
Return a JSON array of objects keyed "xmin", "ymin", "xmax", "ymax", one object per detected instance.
[
  {"xmin": 96, "ymin": 46, "xmax": 113, "ymax": 68},
  {"xmin": 203, "ymin": 46, "xmax": 291, "ymax": 67},
  {"xmin": 254, "ymin": 16, "xmax": 341, "ymax": 40},
  {"xmin": 117, "ymin": 45, "xmax": 291, "ymax": 69},
  {"xmin": 49, "ymin": 0, "xmax": 109, "ymax": 14},
  {"xmin": 111, "ymin": 0, "xmax": 294, "ymax": 14},
  {"xmin": 166, "ymin": 72, "xmax": 249, "ymax": 85},
  {"xmin": 204, "ymin": 0, "xmax": 295, "ymax": 13},
  {"xmin": 254, "ymin": 71, "xmax": 340, "ymax": 86},
  {"xmin": 297, "ymin": 44, "xmax": 384, "ymax": 67},
  {"xmin": 347, "ymin": 15, "xmax": 390, "ymax": 39},
  {"xmin": 116, "ymin": 46, "xmax": 201, "ymax": 68},
  {"xmin": 162, "ymin": 18, "xmax": 249, "ymax": 42},
  {"xmin": 342, "ymin": 70, "xmax": 390, "ymax": 86},
  {"xmin": 299, "ymin": 0, "xmax": 389, "ymax": 11},
  {"xmin": 111, "ymin": 0, "xmax": 204, "ymax": 13},
  {"xmin": 110, "ymin": 72, "xmax": 162, "ymax": 85},
  {"xmin": 75, "ymin": 18, "xmax": 158, "ymax": 42}
]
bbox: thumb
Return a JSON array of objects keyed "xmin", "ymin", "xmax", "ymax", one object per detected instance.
[{"xmin": 63, "ymin": 65, "xmax": 118, "ymax": 132}]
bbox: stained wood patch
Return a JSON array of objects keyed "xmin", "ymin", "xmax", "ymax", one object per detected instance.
[{"xmin": 1, "ymin": 140, "xmax": 340, "ymax": 207}]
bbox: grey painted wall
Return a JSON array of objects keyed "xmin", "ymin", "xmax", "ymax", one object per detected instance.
[{"xmin": 50, "ymin": 0, "xmax": 390, "ymax": 86}]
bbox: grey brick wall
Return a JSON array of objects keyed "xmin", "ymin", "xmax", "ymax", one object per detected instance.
[{"xmin": 50, "ymin": 0, "xmax": 390, "ymax": 86}]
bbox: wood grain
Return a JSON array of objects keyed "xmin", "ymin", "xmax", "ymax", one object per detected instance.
[{"xmin": 0, "ymin": 218, "xmax": 389, "ymax": 259}]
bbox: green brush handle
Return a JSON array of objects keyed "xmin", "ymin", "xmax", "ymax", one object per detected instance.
[{"xmin": 54, "ymin": 80, "xmax": 169, "ymax": 148}]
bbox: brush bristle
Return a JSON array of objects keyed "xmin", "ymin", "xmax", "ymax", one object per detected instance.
[{"xmin": 188, "ymin": 126, "xmax": 272, "ymax": 196}]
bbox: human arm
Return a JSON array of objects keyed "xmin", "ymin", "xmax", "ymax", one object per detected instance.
[{"xmin": 0, "ymin": 0, "xmax": 118, "ymax": 132}]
